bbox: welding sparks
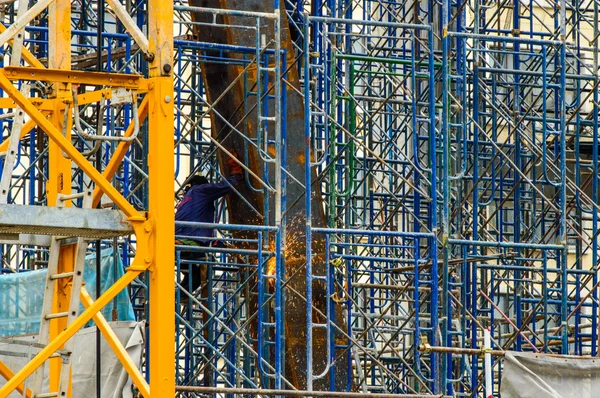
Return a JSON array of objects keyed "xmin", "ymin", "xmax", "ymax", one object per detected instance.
[{"xmin": 264, "ymin": 219, "xmax": 306, "ymax": 285}]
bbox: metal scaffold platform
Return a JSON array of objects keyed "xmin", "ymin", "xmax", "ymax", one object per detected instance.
[{"xmin": 0, "ymin": 0, "xmax": 598, "ymax": 397}]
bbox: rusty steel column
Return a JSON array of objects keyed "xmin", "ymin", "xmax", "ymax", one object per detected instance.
[{"xmin": 188, "ymin": 0, "xmax": 349, "ymax": 391}]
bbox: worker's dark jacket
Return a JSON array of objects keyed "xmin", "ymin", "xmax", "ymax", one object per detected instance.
[{"xmin": 175, "ymin": 174, "xmax": 241, "ymax": 242}]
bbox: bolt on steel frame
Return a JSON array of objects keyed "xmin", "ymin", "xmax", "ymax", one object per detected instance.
[{"xmin": 0, "ymin": 0, "xmax": 599, "ymax": 397}]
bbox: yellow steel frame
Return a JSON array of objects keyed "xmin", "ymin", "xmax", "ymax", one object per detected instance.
[
  {"xmin": 1, "ymin": 66, "xmax": 149, "ymax": 90},
  {"xmin": 0, "ymin": 0, "xmax": 174, "ymax": 397}
]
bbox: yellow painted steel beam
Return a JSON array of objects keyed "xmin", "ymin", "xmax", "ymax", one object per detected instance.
[
  {"xmin": 50, "ymin": 243, "xmax": 76, "ymax": 392},
  {"xmin": 0, "ymin": 73, "xmax": 141, "ymax": 219},
  {"xmin": 146, "ymin": 77, "xmax": 175, "ymax": 396},
  {"xmin": 0, "ymin": 90, "xmax": 141, "ymax": 159},
  {"xmin": 46, "ymin": 98, "xmax": 71, "ymax": 207},
  {"xmin": 80, "ymin": 288, "xmax": 151, "ymax": 398},
  {"xmin": 74, "ymin": 89, "xmax": 112, "ymax": 105},
  {"xmin": 0, "ymin": 270, "xmax": 141, "ymax": 397},
  {"xmin": 147, "ymin": 0, "xmax": 175, "ymax": 396},
  {"xmin": 1, "ymin": 67, "xmax": 147, "ymax": 90},
  {"xmin": 92, "ymin": 95, "xmax": 149, "ymax": 208},
  {"xmin": 76, "ymin": 88, "xmax": 148, "ymax": 106},
  {"xmin": 47, "ymin": 2, "xmax": 72, "ymax": 392},
  {"xmin": 148, "ymin": 1, "xmax": 173, "ymax": 78},
  {"xmin": 0, "ymin": 98, "xmax": 54, "ymax": 110},
  {"xmin": 0, "ymin": 86, "xmax": 116, "ymax": 153},
  {"xmin": 0, "ymin": 97, "xmax": 16, "ymax": 108},
  {"xmin": 0, "ymin": 24, "xmax": 45, "ymax": 69},
  {"xmin": 0, "ymin": 360, "xmax": 32, "ymax": 397},
  {"xmin": 0, "ymin": 91, "xmax": 121, "ymax": 111},
  {"xmin": 47, "ymin": 0, "xmax": 70, "ymax": 71}
]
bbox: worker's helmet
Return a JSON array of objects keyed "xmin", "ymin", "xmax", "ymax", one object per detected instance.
[
  {"xmin": 185, "ymin": 174, "xmax": 209, "ymax": 192},
  {"xmin": 189, "ymin": 174, "xmax": 209, "ymax": 186}
]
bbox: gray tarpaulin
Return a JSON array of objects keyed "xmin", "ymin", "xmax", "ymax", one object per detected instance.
[
  {"xmin": 501, "ymin": 351, "xmax": 600, "ymax": 398},
  {"xmin": 0, "ymin": 321, "xmax": 144, "ymax": 398}
]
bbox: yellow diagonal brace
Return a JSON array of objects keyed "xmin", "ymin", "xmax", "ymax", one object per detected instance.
[
  {"xmin": 0, "ymin": 360, "xmax": 32, "ymax": 397},
  {"xmin": 0, "ymin": 88, "xmax": 123, "ymax": 154},
  {"xmin": 92, "ymin": 95, "xmax": 149, "ymax": 208},
  {"xmin": 0, "ymin": 72, "xmax": 141, "ymax": 219},
  {"xmin": 0, "ymin": 270, "xmax": 141, "ymax": 397},
  {"xmin": 80, "ymin": 288, "xmax": 150, "ymax": 398}
]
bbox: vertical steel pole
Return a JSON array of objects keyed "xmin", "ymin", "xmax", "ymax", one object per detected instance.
[
  {"xmin": 558, "ymin": 0, "xmax": 568, "ymax": 353},
  {"xmin": 95, "ymin": 2, "xmax": 105, "ymax": 396},
  {"xmin": 47, "ymin": 0, "xmax": 73, "ymax": 394},
  {"xmin": 439, "ymin": 0, "xmax": 450, "ymax": 392},
  {"xmin": 470, "ymin": 1, "xmax": 481, "ymax": 391},
  {"xmin": 593, "ymin": 1, "xmax": 599, "ymax": 358},
  {"xmin": 304, "ymin": 13, "xmax": 314, "ymax": 393},
  {"xmin": 147, "ymin": 0, "xmax": 175, "ymax": 396},
  {"xmin": 512, "ymin": 0, "xmax": 523, "ymax": 353}
]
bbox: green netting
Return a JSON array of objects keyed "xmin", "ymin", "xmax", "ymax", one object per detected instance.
[{"xmin": 0, "ymin": 247, "xmax": 135, "ymax": 337}]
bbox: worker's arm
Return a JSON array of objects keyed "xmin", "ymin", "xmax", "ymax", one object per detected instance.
[{"xmin": 195, "ymin": 173, "xmax": 242, "ymax": 201}]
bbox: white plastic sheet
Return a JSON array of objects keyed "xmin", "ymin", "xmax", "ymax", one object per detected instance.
[
  {"xmin": 501, "ymin": 351, "xmax": 600, "ymax": 398},
  {"xmin": 0, "ymin": 322, "xmax": 144, "ymax": 398}
]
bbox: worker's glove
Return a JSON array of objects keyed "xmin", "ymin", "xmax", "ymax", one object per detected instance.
[
  {"xmin": 330, "ymin": 257, "xmax": 344, "ymax": 269},
  {"xmin": 226, "ymin": 150, "xmax": 243, "ymax": 175}
]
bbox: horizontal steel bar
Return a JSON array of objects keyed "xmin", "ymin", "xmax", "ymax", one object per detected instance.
[
  {"xmin": 312, "ymin": 227, "xmax": 434, "ymax": 238},
  {"xmin": 175, "ymin": 221, "xmax": 278, "ymax": 232},
  {"xmin": 25, "ymin": 25, "xmax": 129, "ymax": 39},
  {"xmin": 418, "ymin": 344, "xmax": 505, "ymax": 357},
  {"xmin": 45, "ymin": 312, "xmax": 69, "ymax": 320},
  {"xmin": 0, "ymin": 350, "xmax": 29, "ymax": 358},
  {"xmin": 175, "ymin": 39, "xmax": 275, "ymax": 55},
  {"xmin": 174, "ymin": 4, "xmax": 277, "ymax": 19},
  {"xmin": 308, "ymin": 16, "xmax": 431, "ymax": 31},
  {"xmin": 448, "ymin": 31, "xmax": 562, "ymax": 45},
  {"xmin": 447, "ymin": 239, "xmax": 564, "ymax": 250},
  {"xmin": 0, "ymin": 67, "xmax": 146, "ymax": 89},
  {"xmin": 175, "ymin": 386, "xmax": 449, "ymax": 398},
  {"xmin": 175, "ymin": 245, "xmax": 274, "ymax": 257}
]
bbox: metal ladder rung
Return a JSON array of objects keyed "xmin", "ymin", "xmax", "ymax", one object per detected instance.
[
  {"xmin": 45, "ymin": 312, "xmax": 69, "ymax": 320},
  {"xmin": 259, "ymin": 67, "xmax": 276, "ymax": 73},
  {"xmin": 49, "ymin": 272, "xmax": 75, "ymax": 280},
  {"xmin": 34, "ymin": 393, "xmax": 59, "ymax": 398},
  {"xmin": 259, "ymin": 116, "xmax": 276, "ymax": 122}
]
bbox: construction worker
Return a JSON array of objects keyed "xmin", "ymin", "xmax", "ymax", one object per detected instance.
[{"xmin": 176, "ymin": 152, "xmax": 242, "ymax": 294}]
